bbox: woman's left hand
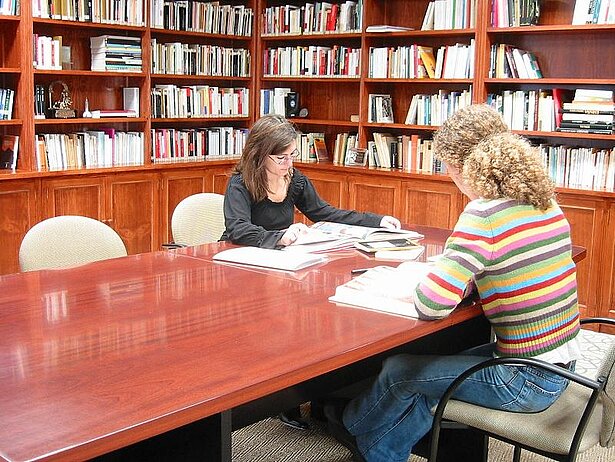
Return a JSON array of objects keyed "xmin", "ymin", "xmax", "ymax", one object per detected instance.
[{"xmin": 380, "ymin": 216, "xmax": 401, "ymax": 230}]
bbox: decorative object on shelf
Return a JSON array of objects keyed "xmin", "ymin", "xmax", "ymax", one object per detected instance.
[
  {"xmin": 60, "ymin": 45, "xmax": 72, "ymax": 70},
  {"xmin": 285, "ymin": 92, "xmax": 300, "ymax": 117},
  {"xmin": 48, "ymin": 81, "xmax": 76, "ymax": 119},
  {"xmin": 82, "ymin": 98, "xmax": 92, "ymax": 118}
]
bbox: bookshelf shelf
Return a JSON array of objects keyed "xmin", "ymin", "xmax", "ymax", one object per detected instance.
[
  {"xmin": 364, "ymin": 29, "xmax": 476, "ymax": 38},
  {"xmin": 486, "ymin": 79, "xmax": 615, "ymax": 85},
  {"xmin": 150, "ymin": 29, "xmax": 252, "ymax": 41},
  {"xmin": 292, "ymin": 118, "xmax": 358, "ymax": 127},
  {"xmin": 34, "ymin": 117, "xmax": 148, "ymax": 125},
  {"xmin": 151, "ymin": 116, "xmax": 250, "ymax": 123},
  {"xmin": 487, "ymin": 24, "xmax": 615, "ymax": 35},
  {"xmin": 261, "ymin": 32, "xmax": 362, "ymax": 40},
  {"xmin": 32, "ymin": 18, "xmax": 146, "ymax": 32},
  {"xmin": 0, "ymin": 119, "xmax": 21, "ymax": 126},
  {"xmin": 0, "ymin": 67, "xmax": 20, "ymax": 74}
]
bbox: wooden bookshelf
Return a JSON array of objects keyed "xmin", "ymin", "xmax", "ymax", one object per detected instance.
[{"xmin": 0, "ymin": 0, "xmax": 613, "ymax": 325}]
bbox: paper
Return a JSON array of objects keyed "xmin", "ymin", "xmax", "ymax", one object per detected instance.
[
  {"xmin": 213, "ymin": 247, "xmax": 326, "ymax": 271},
  {"xmin": 365, "ymin": 25, "xmax": 414, "ymax": 32},
  {"xmin": 329, "ymin": 262, "xmax": 432, "ymax": 318}
]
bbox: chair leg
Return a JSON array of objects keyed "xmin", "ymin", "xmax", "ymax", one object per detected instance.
[{"xmin": 513, "ymin": 446, "xmax": 522, "ymax": 462}]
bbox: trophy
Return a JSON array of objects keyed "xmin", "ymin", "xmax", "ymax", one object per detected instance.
[{"xmin": 48, "ymin": 80, "xmax": 76, "ymax": 119}]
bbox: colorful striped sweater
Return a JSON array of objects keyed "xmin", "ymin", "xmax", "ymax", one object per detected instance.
[{"xmin": 414, "ymin": 198, "xmax": 580, "ymax": 357}]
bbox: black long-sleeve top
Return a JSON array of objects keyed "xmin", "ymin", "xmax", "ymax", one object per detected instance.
[{"xmin": 220, "ymin": 169, "xmax": 383, "ymax": 248}]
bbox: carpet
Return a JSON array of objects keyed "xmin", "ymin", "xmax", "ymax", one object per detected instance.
[{"xmin": 232, "ymin": 411, "xmax": 614, "ymax": 461}]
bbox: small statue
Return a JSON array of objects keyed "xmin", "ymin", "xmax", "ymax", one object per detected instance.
[
  {"xmin": 48, "ymin": 81, "xmax": 76, "ymax": 118},
  {"xmin": 82, "ymin": 98, "xmax": 92, "ymax": 118}
]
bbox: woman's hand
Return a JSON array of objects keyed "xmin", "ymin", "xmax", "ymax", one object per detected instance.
[
  {"xmin": 380, "ymin": 216, "xmax": 401, "ymax": 230},
  {"xmin": 279, "ymin": 223, "xmax": 310, "ymax": 246}
]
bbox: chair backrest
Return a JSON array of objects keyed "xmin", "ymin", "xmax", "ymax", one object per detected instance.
[
  {"xmin": 19, "ymin": 215, "xmax": 128, "ymax": 271},
  {"xmin": 598, "ymin": 340, "xmax": 615, "ymax": 447},
  {"xmin": 171, "ymin": 193, "xmax": 225, "ymax": 246}
]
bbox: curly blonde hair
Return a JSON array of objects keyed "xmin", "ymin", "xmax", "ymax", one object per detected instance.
[{"xmin": 433, "ymin": 105, "xmax": 555, "ymax": 210}]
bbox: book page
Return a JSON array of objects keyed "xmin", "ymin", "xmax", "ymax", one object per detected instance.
[
  {"xmin": 310, "ymin": 221, "xmax": 423, "ymax": 241},
  {"xmin": 329, "ymin": 262, "xmax": 432, "ymax": 318}
]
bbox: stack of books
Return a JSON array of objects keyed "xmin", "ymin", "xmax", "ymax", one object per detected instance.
[
  {"xmin": 557, "ymin": 89, "xmax": 614, "ymax": 135},
  {"xmin": 90, "ymin": 35, "xmax": 142, "ymax": 72}
]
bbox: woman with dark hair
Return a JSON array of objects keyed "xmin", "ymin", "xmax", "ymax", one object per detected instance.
[
  {"xmin": 221, "ymin": 114, "xmax": 400, "ymax": 248},
  {"xmin": 222, "ymin": 114, "xmax": 401, "ymax": 429}
]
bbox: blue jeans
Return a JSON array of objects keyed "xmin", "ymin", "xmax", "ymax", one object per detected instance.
[{"xmin": 342, "ymin": 344, "xmax": 570, "ymax": 462}]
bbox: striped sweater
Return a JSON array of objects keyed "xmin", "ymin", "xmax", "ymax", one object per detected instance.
[{"xmin": 414, "ymin": 198, "xmax": 580, "ymax": 357}]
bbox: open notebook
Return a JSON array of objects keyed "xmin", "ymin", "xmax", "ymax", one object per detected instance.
[{"xmin": 213, "ymin": 247, "xmax": 327, "ymax": 271}]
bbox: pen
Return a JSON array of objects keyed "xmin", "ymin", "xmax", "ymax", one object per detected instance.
[{"xmin": 351, "ymin": 268, "xmax": 372, "ymax": 275}]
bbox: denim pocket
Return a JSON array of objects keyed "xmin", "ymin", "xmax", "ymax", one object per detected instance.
[{"xmin": 501, "ymin": 367, "xmax": 566, "ymax": 412}]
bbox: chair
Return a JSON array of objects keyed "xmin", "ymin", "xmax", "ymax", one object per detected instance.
[
  {"xmin": 19, "ymin": 215, "xmax": 127, "ymax": 271},
  {"xmin": 169, "ymin": 193, "xmax": 225, "ymax": 247},
  {"xmin": 429, "ymin": 317, "xmax": 615, "ymax": 462}
]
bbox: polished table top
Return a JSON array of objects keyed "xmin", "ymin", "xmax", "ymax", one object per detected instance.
[{"xmin": 0, "ymin": 225, "xmax": 584, "ymax": 461}]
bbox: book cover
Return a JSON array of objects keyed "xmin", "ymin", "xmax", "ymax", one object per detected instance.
[
  {"xmin": 0, "ymin": 135, "xmax": 19, "ymax": 170},
  {"xmin": 354, "ymin": 238, "xmax": 422, "ymax": 253}
]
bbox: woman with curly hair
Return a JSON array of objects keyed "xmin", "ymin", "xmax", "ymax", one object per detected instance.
[{"xmin": 325, "ymin": 104, "xmax": 581, "ymax": 462}]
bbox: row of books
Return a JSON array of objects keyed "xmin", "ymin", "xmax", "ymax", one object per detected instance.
[
  {"xmin": 151, "ymin": 40, "xmax": 251, "ymax": 77},
  {"xmin": 332, "ymin": 132, "xmax": 358, "ymax": 165},
  {"xmin": 151, "ymin": 85, "xmax": 249, "ymax": 119},
  {"xmin": 296, "ymin": 132, "xmax": 328, "ymax": 162},
  {"xmin": 541, "ymin": 145, "xmax": 615, "ymax": 190},
  {"xmin": 90, "ymin": 35, "xmax": 142, "ymax": 72},
  {"xmin": 261, "ymin": 1, "xmax": 362, "ymax": 35},
  {"xmin": 0, "ymin": 134, "xmax": 18, "ymax": 171},
  {"xmin": 491, "ymin": 0, "xmax": 541, "ymax": 27},
  {"xmin": 405, "ymin": 89, "xmax": 473, "ymax": 126},
  {"xmin": 0, "ymin": 0, "xmax": 17, "ymax": 15},
  {"xmin": 368, "ymin": 94, "xmax": 394, "ymax": 123},
  {"xmin": 259, "ymin": 87, "xmax": 294, "ymax": 117},
  {"xmin": 369, "ymin": 41, "xmax": 475, "ymax": 79},
  {"xmin": 489, "ymin": 44, "xmax": 542, "ymax": 79},
  {"xmin": 36, "ymin": 131, "xmax": 145, "ymax": 171},
  {"xmin": 487, "ymin": 90, "xmax": 558, "ymax": 132},
  {"xmin": 33, "ymin": 0, "xmax": 145, "ymax": 25},
  {"xmin": 32, "ymin": 35, "xmax": 62, "ymax": 70},
  {"xmin": 0, "ymin": 87, "xmax": 15, "ymax": 120},
  {"xmin": 572, "ymin": 0, "xmax": 615, "ymax": 24},
  {"xmin": 150, "ymin": 1, "xmax": 253, "ymax": 36},
  {"xmin": 365, "ymin": 134, "xmax": 445, "ymax": 174},
  {"xmin": 263, "ymin": 45, "xmax": 360, "ymax": 78},
  {"xmin": 151, "ymin": 126, "xmax": 248, "ymax": 162},
  {"xmin": 421, "ymin": 0, "xmax": 477, "ymax": 30}
]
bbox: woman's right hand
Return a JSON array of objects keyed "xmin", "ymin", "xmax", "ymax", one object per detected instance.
[{"xmin": 279, "ymin": 223, "xmax": 309, "ymax": 246}]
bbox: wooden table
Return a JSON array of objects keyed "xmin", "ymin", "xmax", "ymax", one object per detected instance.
[{"xmin": 0, "ymin": 225, "xmax": 584, "ymax": 461}]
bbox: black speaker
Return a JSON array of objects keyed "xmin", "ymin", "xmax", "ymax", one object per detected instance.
[{"xmin": 285, "ymin": 92, "xmax": 300, "ymax": 117}]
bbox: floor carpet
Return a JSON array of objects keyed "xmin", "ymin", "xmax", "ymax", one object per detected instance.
[{"xmin": 232, "ymin": 411, "xmax": 614, "ymax": 462}]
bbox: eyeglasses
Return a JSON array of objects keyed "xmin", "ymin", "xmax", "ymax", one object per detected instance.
[{"xmin": 269, "ymin": 149, "xmax": 300, "ymax": 164}]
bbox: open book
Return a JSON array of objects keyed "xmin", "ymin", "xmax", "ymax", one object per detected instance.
[
  {"xmin": 213, "ymin": 247, "xmax": 326, "ymax": 271},
  {"xmin": 329, "ymin": 261, "xmax": 432, "ymax": 318},
  {"xmin": 293, "ymin": 221, "xmax": 422, "ymax": 244}
]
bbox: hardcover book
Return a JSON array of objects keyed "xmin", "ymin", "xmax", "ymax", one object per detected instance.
[{"xmin": 0, "ymin": 135, "xmax": 19, "ymax": 170}]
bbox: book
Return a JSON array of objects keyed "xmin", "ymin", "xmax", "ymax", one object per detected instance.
[
  {"xmin": 365, "ymin": 25, "xmax": 413, "ymax": 32},
  {"xmin": 91, "ymin": 109, "xmax": 138, "ymax": 118},
  {"xmin": 0, "ymin": 134, "xmax": 19, "ymax": 170},
  {"xmin": 354, "ymin": 237, "xmax": 422, "ymax": 253},
  {"xmin": 374, "ymin": 247, "xmax": 425, "ymax": 262},
  {"xmin": 213, "ymin": 247, "xmax": 326, "ymax": 271},
  {"xmin": 308, "ymin": 221, "xmax": 423, "ymax": 241},
  {"xmin": 329, "ymin": 261, "xmax": 433, "ymax": 318}
]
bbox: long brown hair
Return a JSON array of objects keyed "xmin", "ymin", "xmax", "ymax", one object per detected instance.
[{"xmin": 233, "ymin": 114, "xmax": 297, "ymax": 202}]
